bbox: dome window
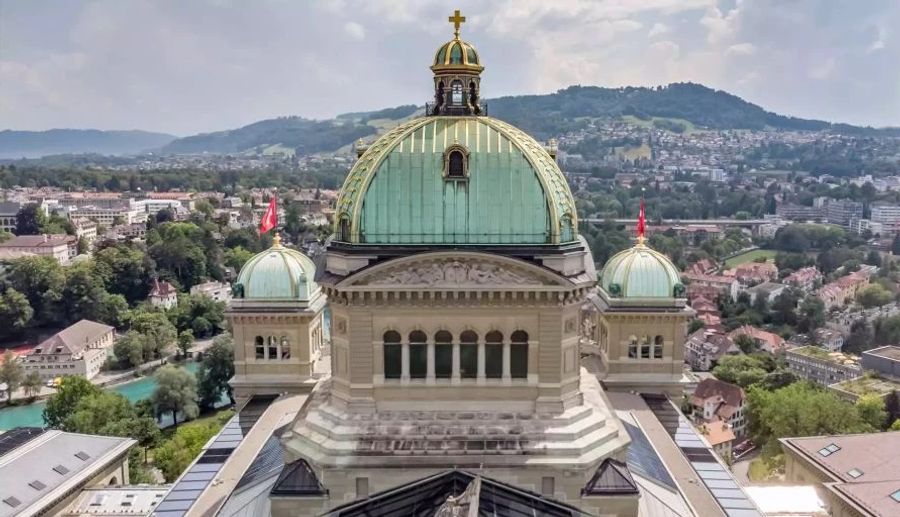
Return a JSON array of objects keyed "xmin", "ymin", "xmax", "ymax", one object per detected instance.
[
  {"xmin": 443, "ymin": 144, "xmax": 469, "ymax": 180},
  {"xmin": 450, "ymin": 80, "xmax": 464, "ymax": 105}
]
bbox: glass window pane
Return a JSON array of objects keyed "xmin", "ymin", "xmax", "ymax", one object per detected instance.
[
  {"xmin": 384, "ymin": 344, "xmax": 401, "ymax": 379},
  {"xmin": 460, "ymin": 344, "xmax": 478, "ymax": 379},
  {"xmin": 485, "ymin": 344, "xmax": 503, "ymax": 378},
  {"xmin": 511, "ymin": 344, "xmax": 528, "ymax": 378},
  {"xmin": 409, "ymin": 344, "xmax": 427, "ymax": 379},
  {"xmin": 435, "ymin": 344, "xmax": 452, "ymax": 378}
]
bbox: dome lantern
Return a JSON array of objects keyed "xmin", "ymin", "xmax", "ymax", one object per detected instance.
[{"xmin": 430, "ymin": 10, "xmax": 484, "ymax": 116}]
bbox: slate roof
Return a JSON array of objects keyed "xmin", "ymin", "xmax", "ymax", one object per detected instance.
[{"xmin": 582, "ymin": 458, "xmax": 639, "ymax": 496}]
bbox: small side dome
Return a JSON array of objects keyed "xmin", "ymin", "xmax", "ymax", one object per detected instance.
[
  {"xmin": 233, "ymin": 238, "xmax": 318, "ymax": 301},
  {"xmin": 600, "ymin": 243, "xmax": 682, "ymax": 299}
]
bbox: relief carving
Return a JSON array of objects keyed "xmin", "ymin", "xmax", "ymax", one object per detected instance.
[{"xmin": 362, "ymin": 259, "xmax": 547, "ymax": 286}]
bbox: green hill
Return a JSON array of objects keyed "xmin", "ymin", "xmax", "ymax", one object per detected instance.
[{"xmin": 0, "ymin": 129, "xmax": 176, "ymax": 159}]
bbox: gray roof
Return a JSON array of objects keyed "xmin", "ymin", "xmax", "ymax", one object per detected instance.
[
  {"xmin": 0, "ymin": 429, "xmax": 135, "ymax": 517},
  {"xmin": 33, "ymin": 319, "xmax": 114, "ymax": 357},
  {"xmin": 0, "ymin": 201, "xmax": 21, "ymax": 216},
  {"xmin": 0, "ymin": 234, "xmax": 72, "ymax": 248},
  {"xmin": 60, "ymin": 487, "xmax": 171, "ymax": 516}
]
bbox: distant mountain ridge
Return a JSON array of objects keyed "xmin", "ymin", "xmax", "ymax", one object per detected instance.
[
  {"xmin": 0, "ymin": 129, "xmax": 177, "ymax": 159},
  {"xmin": 4, "ymin": 83, "xmax": 897, "ymax": 159}
]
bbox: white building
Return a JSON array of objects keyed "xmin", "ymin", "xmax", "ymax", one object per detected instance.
[
  {"xmin": 148, "ymin": 279, "xmax": 178, "ymax": 309},
  {"xmin": 0, "ymin": 234, "xmax": 74, "ymax": 265},
  {"xmin": 190, "ymin": 281, "xmax": 232, "ymax": 303},
  {"xmin": 22, "ymin": 319, "xmax": 116, "ymax": 381},
  {"xmin": 67, "ymin": 205, "xmax": 140, "ymax": 227},
  {"xmin": 872, "ymin": 204, "xmax": 900, "ymax": 236},
  {"xmin": 0, "ymin": 201, "xmax": 21, "ymax": 233}
]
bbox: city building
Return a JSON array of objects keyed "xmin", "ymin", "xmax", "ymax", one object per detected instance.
[
  {"xmin": 0, "ymin": 427, "xmax": 135, "ymax": 517},
  {"xmin": 825, "ymin": 199, "xmax": 864, "ymax": 228},
  {"xmin": 66, "ymin": 205, "xmax": 140, "ymax": 227},
  {"xmin": 745, "ymin": 281, "xmax": 787, "ymax": 303},
  {"xmin": 699, "ymin": 420, "xmax": 735, "ymax": 460},
  {"xmin": 871, "ymin": 204, "xmax": 900, "ymax": 236},
  {"xmin": 148, "ymin": 279, "xmax": 178, "ymax": 309},
  {"xmin": 685, "ymin": 329, "xmax": 739, "ymax": 371},
  {"xmin": 861, "ymin": 345, "xmax": 900, "ymax": 379},
  {"xmin": 776, "ymin": 203, "xmax": 822, "ymax": 221},
  {"xmin": 724, "ymin": 261, "xmax": 778, "ymax": 286},
  {"xmin": 729, "ymin": 325, "xmax": 787, "ymax": 354},
  {"xmin": 21, "ymin": 319, "xmax": 115, "ymax": 381},
  {"xmin": 780, "ymin": 432, "xmax": 900, "ymax": 517},
  {"xmin": 0, "ymin": 201, "xmax": 20, "ymax": 233},
  {"xmin": 0, "ymin": 234, "xmax": 73, "ymax": 264},
  {"xmin": 814, "ymin": 328, "xmax": 845, "ymax": 352},
  {"xmin": 817, "ymin": 272, "xmax": 870, "ymax": 309},
  {"xmin": 686, "ymin": 258, "xmax": 718, "ymax": 276},
  {"xmin": 59, "ymin": 486, "xmax": 171, "ymax": 517},
  {"xmin": 786, "ymin": 346, "xmax": 862, "ymax": 386},
  {"xmin": 691, "ymin": 378, "xmax": 748, "ymax": 437},
  {"xmin": 784, "ymin": 266, "xmax": 822, "ymax": 292},
  {"xmin": 189, "ymin": 280, "xmax": 232, "ymax": 303},
  {"xmin": 682, "ymin": 272, "xmax": 740, "ymax": 301},
  {"xmin": 71, "ymin": 217, "xmax": 98, "ymax": 245}
]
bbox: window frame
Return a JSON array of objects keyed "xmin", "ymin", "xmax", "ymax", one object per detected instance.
[{"xmin": 442, "ymin": 144, "xmax": 470, "ymax": 181}]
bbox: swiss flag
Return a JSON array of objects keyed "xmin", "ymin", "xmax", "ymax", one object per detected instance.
[
  {"xmin": 259, "ymin": 197, "xmax": 277, "ymax": 234},
  {"xmin": 636, "ymin": 197, "xmax": 646, "ymax": 240}
]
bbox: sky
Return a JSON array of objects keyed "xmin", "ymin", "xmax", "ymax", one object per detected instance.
[{"xmin": 1, "ymin": 0, "xmax": 899, "ymax": 135}]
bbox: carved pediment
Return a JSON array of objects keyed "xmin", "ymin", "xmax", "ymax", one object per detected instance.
[{"xmin": 350, "ymin": 256, "xmax": 561, "ymax": 288}]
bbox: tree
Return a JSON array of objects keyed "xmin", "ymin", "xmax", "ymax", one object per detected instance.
[
  {"xmin": 0, "ymin": 288, "xmax": 33, "ymax": 338},
  {"xmin": 197, "ymin": 335, "xmax": 235, "ymax": 408},
  {"xmin": 857, "ymin": 284, "xmax": 893, "ymax": 308},
  {"xmin": 0, "ymin": 350, "xmax": 23, "ymax": 399},
  {"xmin": 114, "ymin": 331, "xmax": 148, "ymax": 368},
  {"xmin": 865, "ymin": 250, "xmax": 882, "ymax": 267},
  {"xmin": 797, "ymin": 296, "xmax": 826, "ymax": 332},
  {"xmin": 747, "ymin": 382, "xmax": 871, "ymax": 456},
  {"xmin": 168, "ymin": 294, "xmax": 225, "ymax": 338},
  {"xmin": 845, "ymin": 319, "xmax": 874, "ymax": 354},
  {"xmin": 224, "ymin": 246, "xmax": 254, "ymax": 271},
  {"xmin": 6, "ymin": 256, "xmax": 65, "ymax": 326},
  {"xmin": 153, "ymin": 418, "xmax": 222, "ymax": 482},
  {"xmin": 856, "ymin": 394, "xmax": 888, "ymax": 430},
  {"xmin": 151, "ymin": 365, "xmax": 199, "ymax": 428},
  {"xmin": 43, "ymin": 376, "xmax": 102, "ymax": 428},
  {"xmin": 93, "ymin": 244, "xmax": 156, "ymax": 304},
  {"xmin": 875, "ymin": 315, "xmax": 900, "ymax": 347},
  {"xmin": 770, "ymin": 289, "xmax": 799, "ymax": 326},
  {"xmin": 15, "ymin": 203, "xmax": 46, "ymax": 235},
  {"xmin": 177, "ymin": 330, "xmax": 194, "ymax": 359},
  {"xmin": 713, "ymin": 355, "xmax": 768, "ymax": 388},
  {"xmin": 128, "ymin": 309, "xmax": 177, "ymax": 359},
  {"xmin": 734, "ymin": 334, "xmax": 757, "ymax": 354},
  {"xmin": 21, "ymin": 371, "xmax": 42, "ymax": 399},
  {"xmin": 892, "ymin": 235, "xmax": 900, "ymax": 256},
  {"xmin": 775, "ymin": 252, "xmax": 810, "ymax": 272}
]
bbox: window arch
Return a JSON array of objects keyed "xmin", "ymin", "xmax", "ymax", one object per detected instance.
[
  {"xmin": 281, "ymin": 336, "xmax": 291, "ymax": 360},
  {"xmin": 409, "ymin": 330, "xmax": 427, "ymax": 379},
  {"xmin": 511, "ymin": 331, "xmax": 529, "ymax": 379},
  {"xmin": 339, "ymin": 215, "xmax": 350, "ymax": 242},
  {"xmin": 641, "ymin": 336, "xmax": 652, "ymax": 359},
  {"xmin": 628, "ymin": 335, "xmax": 639, "ymax": 359},
  {"xmin": 383, "ymin": 331, "xmax": 401, "ymax": 379},
  {"xmin": 443, "ymin": 144, "xmax": 469, "ymax": 180},
  {"xmin": 654, "ymin": 336, "xmax": 664, "ymax": 359},
  {"xmin": 255, "ymin": 336, "xmax": 265, "ymax": 360},
  {"xmin": 460, "ymin": 330, "xmax": 478, "ymax": 379},
  {"xmin": 268, "ymin": 336, "xmax": 278, "ymax": 361},
  {"xmin": 451, "ymin": 80, "xmax": 463, "ymax": 104},
  {"xmin": 435, "ymin": 330, "xmax": 452, "ymax": 379}
]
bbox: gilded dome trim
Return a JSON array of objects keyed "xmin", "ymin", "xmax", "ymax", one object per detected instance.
[{"xmin": 333, "ymin": 116, "xmax": 576, "ymax": 245}]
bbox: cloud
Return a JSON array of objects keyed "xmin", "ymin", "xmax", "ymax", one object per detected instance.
[
  {"xmin": 344, "ymin": 21, "xmax": 365, "ymax": 41},
  {"xmin": 1, "ymin": 0, "xmax": 899, "ymax": 133}
]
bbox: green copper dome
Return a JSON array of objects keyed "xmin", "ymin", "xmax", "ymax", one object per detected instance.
[
  {"xmin": 234, "ymin": 240, "xmax": 318, "ymax": 301},
  {"xmin": 334, "ymin": 116, "xmax": 578, "ymax": 245},
  {"xmin": 600, "ymin": 243, "xmax": 683, "ymax": 299}
]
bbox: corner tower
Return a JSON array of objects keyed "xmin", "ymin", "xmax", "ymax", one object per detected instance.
[{"xmin": 278, "ymin": 12, "xmax": 635, "ymax": 516}]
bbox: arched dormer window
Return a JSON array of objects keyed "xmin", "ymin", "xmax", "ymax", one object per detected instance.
[
  {"xmin": 443, "ymin": 144, "xmax": 469, "ymax": 180},
  {"xmin": 451, "ymin": 80, "xmax": 463, "ymax": 104},
  {"xmin": 339, "ymin": 215, "xmax": 351, "ymax": 242}
]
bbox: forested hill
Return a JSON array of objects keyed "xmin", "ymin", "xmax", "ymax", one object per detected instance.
[{"xmin": 0, "ymin": 129, "xmax": 176, "ymax": 159}]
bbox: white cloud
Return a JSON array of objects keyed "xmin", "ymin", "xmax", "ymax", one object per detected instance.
[
  {"xmin": 344, "ymin": 21, "xmax": 365, "ymax": 41},
  {"xmin": 648, "ymin": 23, "xmax": 668, "ymax": 38},
  {"xmin": 725, "ymin": 43, "xmax": 755, "ymax": 56}
]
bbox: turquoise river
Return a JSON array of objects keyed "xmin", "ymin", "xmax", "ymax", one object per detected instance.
[{"xmin": 0, "ymin": 362, "xmax": 202, "ymax": 430}]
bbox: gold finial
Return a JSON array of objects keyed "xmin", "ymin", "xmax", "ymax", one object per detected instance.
[
  {"xmin": 273, "ymin": 232, "xmax": 282, "ymax": 247},
  {"xmin": 448, "ymin": 9, "xmax": 466, "ymax": 39}
]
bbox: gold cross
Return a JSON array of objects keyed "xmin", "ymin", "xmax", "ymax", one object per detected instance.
[{"xmin": 448, "ymin": 9, "xmax": 466, "ymax": 38}]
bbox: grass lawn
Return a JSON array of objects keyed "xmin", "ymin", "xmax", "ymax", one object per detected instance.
[
  {"xmin": 724, "ymin": 249, "xmax": 778, "ymax": 268},
  {"xmin": 748, "ymin": 455, "xmax": 784, "ymax": 482}
]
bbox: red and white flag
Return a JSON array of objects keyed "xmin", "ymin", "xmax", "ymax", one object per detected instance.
[
  {"xmin": 259, "ymin": 197, "xmax": 277, "ymax": 234},
  {"xmin": 636, "ymin": 197, "xmax": 646, "ymax": 240}
]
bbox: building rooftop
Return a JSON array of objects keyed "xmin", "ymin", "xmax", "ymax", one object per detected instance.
[
  {"xmin": 0, "ymin": 429, "xmax": 135, "ymax": 517},
  {"xmin": 788, "ymin": 345, "xmax": 860, "ymax": 366},
  {"xmin": 830, "ymin": 374, "xmax": 900, "ymax": 398},
  {"xmin": 864, "ymin": 346, "xmax": 900, "ymax": 362},
  {"xmin": 32, "ymin": 319, "xmax": 114, "ymax": 357},
  {"xmin": 0, "ymin": 234, "xmax": 71, "ymax": 248},
  {"xmin": 60, "ymin": 486, "xmax": 171, "ymax": 516},
  {"xmin": 780, "ymin": 432, "xmax": 900, "ymax": 517}
]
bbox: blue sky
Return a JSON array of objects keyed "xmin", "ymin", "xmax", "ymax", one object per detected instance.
[{"xmin": 1, "ymin": 0, "xmax": 898, "ymax": 134}]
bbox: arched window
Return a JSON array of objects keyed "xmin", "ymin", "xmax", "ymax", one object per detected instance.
[
  {"xmin": 434, "ymin": 330, "xmax": 453, "ymax": 379},
  {"xmin": 281, "ymin": 336, "xmax": 291, "ymax": 360},
  {"xmin": 383, "ymin": 331, "xmax": 401, "ymax": 380},
  {"xmin": 451, "ymin": 80, "xmax": 463, "ymax": 104},
  {"xmin": 510, "ymin": 330, "xmax": 529, "ymax": 379},
  {"xmin": 485, "ymin": 331, "xmax": 503, "ymax": 379},
  {"xmin": 443, "ymin": 145, "xmax": 469, "ymax": 180},
  {"xmin": 460, "ymin": 330, "xmax": 478, "ymax": 379},
  {"xmin": 628, "ymin": 335, "xmax": 638, "ymax": 359},
  {"xmin": 255, "ymin": 336, "xmax": 265, "ymax": 360},
  {"xmin": 267, "ymin": 336, "xmax": 278, "ymax": 361},
  {"xmin": 409, "ymin": 330, "xmax": 427, "ymax": 379},
  {"xmin": 641, "ymin": 336, "xmax": 652, "ymax": 359},
  {"xmin": 654, "ymin": 336, "xmax": 664, "ymax": 359}
]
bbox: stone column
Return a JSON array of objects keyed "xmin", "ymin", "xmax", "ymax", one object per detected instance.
[
  {"xmin": 401, "ymin": 343, "xmax": 410, "ymax": 382},
  {"xmin": 477, "ymin": 341, "xmax": 486, "ymax": 382},
  {"xmin": 451, "ymin": 343, "xmax": 461, "ymax": 384},
  {"xmin": 502, "ymin": 341, "xmax": 511, "ymax": 382},
  {"xmin": 426, "ymin": 343, "xmax": 435, "ymax": 383}
]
